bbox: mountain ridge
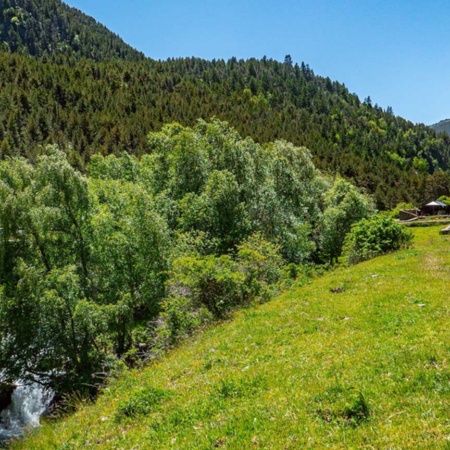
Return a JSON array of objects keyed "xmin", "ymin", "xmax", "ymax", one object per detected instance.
[
  {"xmin": 0, "ymin": 0, "xmax": 144, "ymax": 61},
  {"xmin": 430, "ymin": 118, "xmax": 450, "ymax": 135}
]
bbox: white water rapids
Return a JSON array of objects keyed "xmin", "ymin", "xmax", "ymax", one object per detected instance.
[{"xmin": 0, "ymin": 382, "xmax": 54, "ymax": 443}]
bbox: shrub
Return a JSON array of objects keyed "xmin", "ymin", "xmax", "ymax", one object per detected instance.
[
  {"xmin": 237, "ymin": 233, "xmax": 283, "ymax": 302},
  {"xmin": 157, "ymin": 235, "xmax": 285, "ymax": 347},
  {"xmin": 165, "ymin": 255, "xmax": 247, "ymax": 320},
  {"xmin": 389, "ymin": 202, "xmax": 416, "ymax": 219},
  {"xmin": 156, "ymin": 295, "xmax": 213, "ymax": 347},
  {"xmin": 321, "ymin": 178, "xmax": 376, "ymax": 264},
  {"xmin": 438, "ymin": 195, "xmax": 450, "ymax": 206},
  {"xmin": 344, "ymin": 214, "xmax": 413, "ymax": 265}
]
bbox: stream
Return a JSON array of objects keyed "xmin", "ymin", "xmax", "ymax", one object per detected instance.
[{"xmin": 0, "ymin": 382, "xmax": 53, "ymax": 443}]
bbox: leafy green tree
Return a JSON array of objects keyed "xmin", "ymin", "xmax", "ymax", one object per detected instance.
[
  {"xmin": 321, "ymin": 178, "xmax": 375, "ymax": 263},
  {"xmin": 0, "ymin": 148, "xmax": 169, "ymax": 391},
  {"xmin": 89, "ymin": 178, "xmax": 169, "ymax": 319},
  {"xmin": 237, "ymin": 233, "xmax": 283, "ymax": 302},
  {"xmin": 344, "ymin": 214, "xmax": 413, "ymax": 265},
  {"xmin": 0, "ymin": 149, "xmax": 107, "ymax": 391},
  {"xmin": 178, "ymin": 170, "xmax": 250, "ymax": 253}
]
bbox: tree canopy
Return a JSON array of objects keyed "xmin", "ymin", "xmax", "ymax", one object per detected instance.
[
  {"xmin": 0, "ymin": 121, "xmax": 377, "ymax": 393},
  {"xmin": 0, "ymin": 51, "xmax": 448, "ymax": 207}
]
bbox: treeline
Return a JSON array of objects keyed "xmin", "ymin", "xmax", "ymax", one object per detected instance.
[
  {"xmin": 0, "ymin": 52, "xmax": 449, "ymax": 207},
  {"xmin": 0, "ymin": 0, "xmax": 144, "ymax": 61},
  {"xmin": 0, "ymin": 120, "xmax": 383, "ymax": 393}
]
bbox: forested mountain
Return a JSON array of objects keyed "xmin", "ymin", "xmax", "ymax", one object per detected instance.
[
  {"xmin": 1, "ymin": 51, "xmax": 449, "ymax": 208},
  {"xmin": 0, "ymin": 1, "xmax": 449, "ymax": 208},
  {"xmin": 431, "ymin": 119, "xmax": 450, "ymax": 136},
  {"xmin": 0, "ymin": 0, "xmax": 144, "ymax": 60}
]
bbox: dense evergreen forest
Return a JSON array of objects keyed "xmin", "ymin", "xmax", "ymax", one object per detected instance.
[
  {"xmin": 0, "ymin": 0, "xmax": 144, "ymax": 60},
  {"xmin": 0, "ymin": 51, "xmax": 449, "ymax": 208},
  {"xmin": 0, "ymin": 0, "xmax": 449, "ymax": 207}
]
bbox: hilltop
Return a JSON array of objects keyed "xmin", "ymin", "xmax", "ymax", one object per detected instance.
[
  {"xmin": 431, "ymin": 119, "xmax": 450, "ymax": 136},
  {"xmin": 0, "ymin": 0, "xmax": 144, "ymax": 61},
  {"xmin": 11, "ymin": 225, "xmax": 450, "ymax": 449}
]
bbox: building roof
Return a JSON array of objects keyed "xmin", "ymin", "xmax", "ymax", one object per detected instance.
[{"xmin": 425, "ymin": 201, "xmax": 447, "ymax": 207}]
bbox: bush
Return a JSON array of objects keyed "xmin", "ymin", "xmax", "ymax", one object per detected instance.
[
  {"xmin": 438, "ymin": 195, "xmax": 450, "ymax": 206},
  {"xmin": 167, "ymin": 255, "xmax": 246, "ymax": 318},
  {"xmin": 389, "ymin": 202, "xmax": 416, "ymax": 219},
  {"xmin": 237, "ymin": 233, "xmax": 283, "ymax": 302},
  {"xmin": 156, "ymin": 295, "xmax": 213, "ymax": 347},
  {"xmin": 156, "ymin": 234, "xmax": 285, "ymax": 347},
  {"xmin": 344, "ymin": 214, "xmax": 413, "ymax": 265}
]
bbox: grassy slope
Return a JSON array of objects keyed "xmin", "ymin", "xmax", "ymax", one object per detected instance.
[{"xmin": 12, "ymin": 227, "xmax": 450, "ymax": 449}]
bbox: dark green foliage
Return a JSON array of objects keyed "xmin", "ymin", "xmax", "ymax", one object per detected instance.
[
  {"xmin": 0, "ymin": 47, "xmax": 447, "ymax": 206},
  {"xmin": 344, "ymin": 214, "xmax": 413, "ymax": 265},
  {"xmin": 0, "ymin": 0, "xmax": 144, "ymax": 61}
]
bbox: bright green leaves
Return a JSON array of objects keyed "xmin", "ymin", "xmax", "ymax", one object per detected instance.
[
  {"xmin": 178, "ymin": 170, "xmax": 250, "ymax": 254},
  {"xmin": 0, "ymin": 149, "xmax": 169, "ymax": 391},
  {"xmin": 144, "ymin": 120, "xmax": 323, "ymax": 262},
  {"xmin": 344, "ymin": 214, "xmax": 413, "ymax": 265},
  {"xmin": 0, "ymin": 120, "xmax": 382, "ymax": 393},
  {"xmin": 158, "ymin": 233, "xmax": 283, "ymax": 346},
  {"xmin": 320, "ymin": 178, "xmax": 375, "ymax": 263},
  {"xmin": 88, "ymin": 178, "xmax": 169, "ymax": 312}
]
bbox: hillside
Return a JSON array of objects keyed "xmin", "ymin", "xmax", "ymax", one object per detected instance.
[
  {"xmin": 0, "ymin": 2, "xmax": 449, "ymax": 207},
  {"xmin": 0, "ymin": 0, "xmax": 144, "ymax": 61},
  {"xmin": 0, "ymin": 52, "xmax": 449, "ymax": 208},
  {"xmin": 12, "ymin": 225, "xmax": 450, "ymax": 449},
  {"xmin": 431, "ymin": 119, "xmax": 450, "ymax": 136},
  {"xmin": 0, "ymin": 0, "xmax": 450, "ymax": 209}
]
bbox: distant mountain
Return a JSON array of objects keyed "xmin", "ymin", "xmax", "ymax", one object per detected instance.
[
  {"xmin": 431, "ymin": 119, "xmax": 450, "ymax": 135},
  {"xmin": 0, "ymin": 0, "xmax": 144, "ymax": 61}
]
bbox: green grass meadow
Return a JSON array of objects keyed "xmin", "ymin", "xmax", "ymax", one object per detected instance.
[{"xmin": 12, "ymin": 226, "xmax": 450, "ymax": 449}]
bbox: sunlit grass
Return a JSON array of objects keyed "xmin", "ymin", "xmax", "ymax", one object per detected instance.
[{"xmin": 12, "ymin": 226, "xmax": 450, "ymax": 449}]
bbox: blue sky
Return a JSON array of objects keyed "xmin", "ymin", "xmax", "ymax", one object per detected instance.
[{"xmin": 65, "ymin": 0, "xmax": 450, "ymax": 125}]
